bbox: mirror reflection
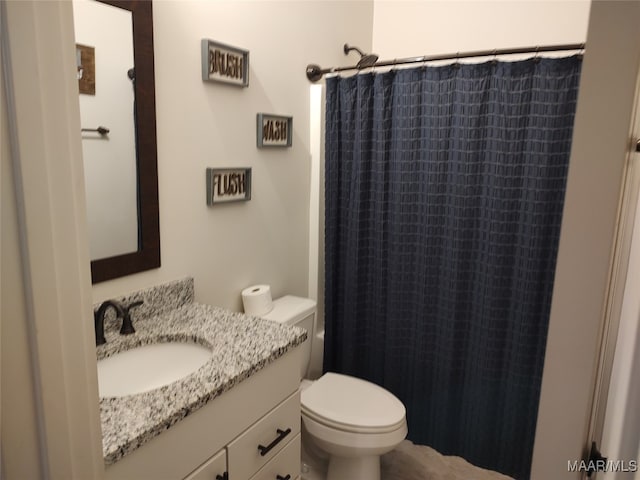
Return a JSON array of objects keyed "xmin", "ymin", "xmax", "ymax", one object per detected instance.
[
  {"xmin": 72, "ymin": 0, "xmax": 160, "ymax": 284},
  {"xmin": 74, "ymin": 0, "xmax": 139, "ymax": 261}
]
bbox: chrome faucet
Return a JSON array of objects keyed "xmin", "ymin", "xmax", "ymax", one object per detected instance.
[{"xmin": 94, "ymin": 299, "xmax": 143, "ymax": 345}]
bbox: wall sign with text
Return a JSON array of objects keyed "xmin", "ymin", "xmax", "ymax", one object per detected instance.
[
  {"xmin": 206, "ymin": 168, "xmax": 251, "ymax": 205},
  {"xmin": 201, "ymin": 39, "xmax": 249, "ymax": 87},
  {"xmin": 257, "ymin": 113, "xmax": 292, "ymax": 148},
  {"xmin": 76, "ymin": 44, "xmax": 96, "ymax": 95}
]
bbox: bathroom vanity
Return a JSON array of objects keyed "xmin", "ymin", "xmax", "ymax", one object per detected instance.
[{"xmin": 98, "ymin": 278, "xmax": 305, "ymax": 479}]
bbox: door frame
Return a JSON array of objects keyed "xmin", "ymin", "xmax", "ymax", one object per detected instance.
[
  {"xmin": 1, "ymin": 1, "xmax": 104, "ymax": 478},
  {"xmin": 585, "ymin": 92, "xmax": 640, "ymax": 479},
  {"xmin": 587, "ymin": 73, "xmax": 640, "ymax": 475},
  {"xmin": 531, "ymin": 2, "xmax": 640, "ymax": 477}
]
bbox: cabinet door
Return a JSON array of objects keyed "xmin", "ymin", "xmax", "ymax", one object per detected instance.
[{"xmin": 184, "ymin": 448, "xmax": 227, "ymax": 480}]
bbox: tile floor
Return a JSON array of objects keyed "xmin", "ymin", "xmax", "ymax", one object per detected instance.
[{"xmin": 299, "ymin": 440, "xmax": 514, "ymax": 480}]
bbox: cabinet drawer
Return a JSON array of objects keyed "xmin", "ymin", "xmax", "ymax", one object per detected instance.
[
  {"xmin": 228, "ymin": 391, "xmax": 300, "ymax": 479},
  {"xmin": 249, "ymin": 433, "xmax": 300, "ymax": 480},
  {"xmin": 184, "ymin": 448, "xmax": 227, "ymax": 480}
]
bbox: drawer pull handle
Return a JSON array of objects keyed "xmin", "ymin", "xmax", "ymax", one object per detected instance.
[
  {"xmin": 276, "ymin": 476, "xmax": 291, "ymax": 480},
  {"xmin": 215, "ymin": 473, "xmax": 228, "ymax": 480},
  {"xmin": 257, "ymin": 428, "xmax": 292, "ymax": 456}
]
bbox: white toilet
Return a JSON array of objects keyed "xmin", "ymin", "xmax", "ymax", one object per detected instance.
[{"xmin": 262, "ymin": 295, "xmax": 407, "ymax": 480}]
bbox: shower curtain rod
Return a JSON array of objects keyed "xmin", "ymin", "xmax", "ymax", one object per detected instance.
[{"xmin": 305, "ymin": 43, "xmax": 585, "ymax": 82}]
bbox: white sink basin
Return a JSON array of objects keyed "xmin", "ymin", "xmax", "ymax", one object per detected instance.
[{"xmin": 97, "ymin": 342, "xmax": 212, "ymax": 397}]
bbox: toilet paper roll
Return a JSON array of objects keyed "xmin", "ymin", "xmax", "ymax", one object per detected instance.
[{"xmin": 241, "ymin": 284, "xmax": 273, "ymax": 316}]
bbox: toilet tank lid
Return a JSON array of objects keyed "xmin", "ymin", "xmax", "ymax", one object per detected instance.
[{"xmin": 262, "ymin": 295, "xmax": 316, "ymax": 326}]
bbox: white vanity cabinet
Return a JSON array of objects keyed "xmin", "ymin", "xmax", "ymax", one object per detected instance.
[{"xmin": 104, "ymin": 347, "xmax": 301, "ymax": 480}]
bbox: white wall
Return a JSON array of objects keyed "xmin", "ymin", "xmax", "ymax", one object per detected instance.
[
  {"xmin": 74, "ymin": 0, "xmax": 138, "ymax": 261},
  {"xmin": 91, "ymin": 0, "xmax": 373, "ymax": 311},
  {"xmin": 372, "ymin": 0, "xmax": 590, "ymax": 60}
]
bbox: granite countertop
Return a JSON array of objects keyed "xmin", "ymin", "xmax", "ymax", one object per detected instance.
[{"xmin": 96, "ymin": 278, "xmax": 306, "ymax": 466}]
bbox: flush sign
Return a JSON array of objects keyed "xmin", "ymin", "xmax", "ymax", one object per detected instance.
[
  {"xmin": 206, "ymin": 168, "xmax": 251, "ymax": 205},
  {"xmin": 201, "ymin": 39, "xmax": 249, "ymax": 87}
]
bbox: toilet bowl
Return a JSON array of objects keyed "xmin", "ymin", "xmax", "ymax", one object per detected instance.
[
  {"xmin": 301, "ymin": 372, "xmax": 407, "ymax": 480},
  {"xmin": 260, "ymin": 296, "xmax": 407, "ymax": 480}
]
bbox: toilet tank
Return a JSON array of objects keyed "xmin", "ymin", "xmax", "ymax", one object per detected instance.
[{"xmin": 262, "ymin": 295, "xmax": 316, "ymax": 379}]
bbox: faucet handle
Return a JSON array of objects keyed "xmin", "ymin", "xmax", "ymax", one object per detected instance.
[
  {"xmin": 94, "ymin": 299, "xmax": 125, "ymax": 346},
  {"xmin": 120, "ymin": 300, "xmax": 143, "ymax": 335},
  {"xmin": 94, "ymin": 309, "xmax": 107, "ymax": 346}
]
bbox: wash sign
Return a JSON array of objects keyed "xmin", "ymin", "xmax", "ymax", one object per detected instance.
[{"xmin": 257, "ymin": 113, "xmax": 293, "ymax": 148}]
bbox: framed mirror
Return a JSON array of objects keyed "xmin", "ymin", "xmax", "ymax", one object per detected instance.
[{"xmin": 74, "ymin": 0, "xmax": 160, "ymax": 283}]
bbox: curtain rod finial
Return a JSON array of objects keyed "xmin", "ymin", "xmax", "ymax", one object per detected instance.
[{"xmin": 306, "ymin": 64, "xmax": 323, "ymax": 82}]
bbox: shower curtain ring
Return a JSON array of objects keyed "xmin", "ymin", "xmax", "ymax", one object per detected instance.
[{"xmin": 491, "ymin": 49, "xmax": 498, "ymax": 65}]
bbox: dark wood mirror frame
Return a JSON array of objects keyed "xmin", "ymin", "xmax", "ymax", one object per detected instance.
[{"xmin": 90, "ymin": 0, "xmax": 160, "ymax": 283}]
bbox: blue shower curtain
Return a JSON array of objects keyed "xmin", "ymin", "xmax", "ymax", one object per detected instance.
[{"xmin": 323, "ymin": 57, "xmax": 581, "ymax": 479}]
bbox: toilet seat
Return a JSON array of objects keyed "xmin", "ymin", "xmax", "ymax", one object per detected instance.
[{"xmin": 301, "ymin": 372, "xmax": 406, "ymax": 434}]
